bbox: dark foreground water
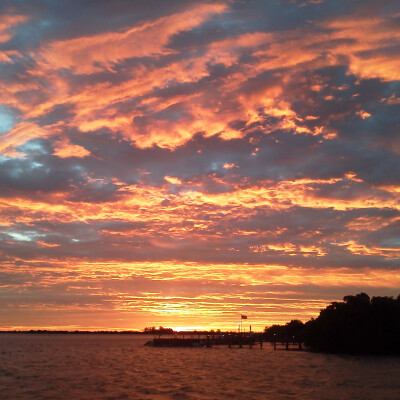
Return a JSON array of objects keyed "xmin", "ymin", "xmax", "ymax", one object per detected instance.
[{"xmin": 1, "ymin": 334, "xmax": 400, "ymax": 400}]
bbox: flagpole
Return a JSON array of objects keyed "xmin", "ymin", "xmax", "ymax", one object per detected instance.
[{"xmin": 240, "ymin": 314, "xmax": 248, "ymax": 333}]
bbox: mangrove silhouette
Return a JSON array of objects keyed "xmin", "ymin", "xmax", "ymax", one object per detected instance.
[
  {"xmin": 264, "ymin": 319, "xmax": 304, "ymax": 344},
  {"xmin": 264, "ymin": 293, "xmax": 400, "ymax": 355}
]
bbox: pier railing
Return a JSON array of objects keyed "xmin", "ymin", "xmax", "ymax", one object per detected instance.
[{"xmin": 146, "ymin": 332, "xmax": 303, "ymax": 350}]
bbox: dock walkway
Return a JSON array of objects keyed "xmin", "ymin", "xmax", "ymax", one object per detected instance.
[{"xmin": 145, "ymin": 333, "xmax": 303, "ymax": 349}]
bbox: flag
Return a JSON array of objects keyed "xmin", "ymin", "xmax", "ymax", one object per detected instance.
[{"xmin": 241, "ymin": 315, "xmax": 247, "ymax": 319}]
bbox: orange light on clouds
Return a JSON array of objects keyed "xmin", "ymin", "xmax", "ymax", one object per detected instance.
[
  {"xmin": 0, "ymin": 0, "xmax": 399, "ymax": 331},
  {"xmin": 52, "ymin": 139, "xmax": 90, "ymax": 158},
  {"xmin": 0, "ymin": 14, "xmax": 28, "ymax": 43},
  {"xmin": 2, "ymin": 259, "xmax": 400, "ymax": 330}
]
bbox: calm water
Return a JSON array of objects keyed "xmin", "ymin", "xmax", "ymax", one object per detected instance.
[{"xmin": 1, "ymin": 334, "xmax": 400, "ymax": 400}]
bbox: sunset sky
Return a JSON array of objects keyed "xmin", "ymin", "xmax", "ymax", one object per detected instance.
[{"xmin": 1, "ymin": 0, "xmax": 400, "ymax": 331}]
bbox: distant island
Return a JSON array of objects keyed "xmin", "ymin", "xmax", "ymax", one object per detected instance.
[{"xmin": 264, "ymin": 292, "xmax": 400, "ymax": 355}]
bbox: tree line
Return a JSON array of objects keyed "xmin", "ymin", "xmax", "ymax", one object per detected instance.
[{"xmin": 264, "ymin": 293, "xmax": 400, "ymax": 354}]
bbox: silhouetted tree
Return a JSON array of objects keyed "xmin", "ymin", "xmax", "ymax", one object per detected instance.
[
  {"xmin": 303, "ymin": 292, "xmax": 400, "ymax": 354},
  {"xmin": 143, "ymin": 326, "xmax": 174, "ymax": 334},
  {"xmin": 264, "ymin": 319, "xmax": 304, "ymax": 342}
]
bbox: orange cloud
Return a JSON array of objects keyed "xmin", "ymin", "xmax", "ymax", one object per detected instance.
[
  {"xmin": 37, "ymin": 3, "xmax": 227, "ymax": 74},
  {"xmin": 326, "ymin": 17, "xmax": 400, "ymax": 81},
  {"xmin": 1, "ymin": 175, "xmax": 399, "ymax": 229},
  {"xmin": 2, "ymin": 7, "xmax": 399, "ymax": 157},
  {"xmin": 0, "ymin": 122, "xmax": 54, "ymax": 156},
  {"xmin": 52, "ymin": 138, "xmax": 90, "ymax": 158},
  {"xmin": 0, "ymin": 14, "xmax": 27, "ymax": 43},
  {"xmin": 2, "ymin": 259, "xmax": 400, "ymax": 329},
  {"xmin": 338, "ymin": 241, "xmax": 400, "ymax": 259},
  {"xmin": 164, "ymin": 176, "xmax": 182, "ymax": 185}
]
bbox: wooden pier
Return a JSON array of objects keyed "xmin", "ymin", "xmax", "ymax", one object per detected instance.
[
  {"xmin": 148, "ymin": 337, "xmax": 211, "ymax": 347},
  {"xmin": 145, "ymin": 333, "xmax": 303, "ymax": 350},
  {"xmin": 272, "ymin": 339, "xmax": 303, "ymax": 351}
]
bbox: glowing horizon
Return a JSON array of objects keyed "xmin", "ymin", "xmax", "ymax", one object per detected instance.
[{"xmin": 1, "ymin": 0, "xmax": 400, "ymax": 331}]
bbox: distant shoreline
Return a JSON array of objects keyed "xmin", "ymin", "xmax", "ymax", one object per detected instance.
[
  {"xmin": 0, "ymin": 330, "xmax": 235, "ymax": 335},
  {"xmin": 0, "ymin": 330, "xmax": 153, "ymax": 334}
]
